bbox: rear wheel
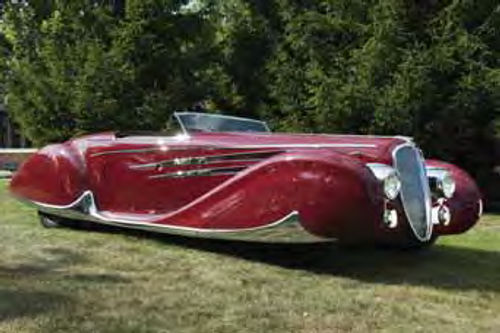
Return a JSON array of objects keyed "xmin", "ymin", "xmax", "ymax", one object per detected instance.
[
  {"xmin": 38, "ymin": 212, "xmax": 66, "ymax": 228},
  {"xmin": 38, "ymin": 212, "xmax": 85, "ymax": 229},
  {"xmin": 38, "ymin": 212, "xmax": 100, "ymax": 230}
]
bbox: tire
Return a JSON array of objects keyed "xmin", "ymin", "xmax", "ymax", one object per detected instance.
[
  {"xmin": 376, "ymin": 234, "xmax": 439, "ymax": 251},
  {"xmin": 38, "ymin": 212, "xmax": 64, "ymax": 228},
  {"xmin": 38, "ymin": 212, "xmax": 99, "ymax": 230},
  {"xmin": 405, "ymin": 235, "xmax": 439, "ymax": 250}
]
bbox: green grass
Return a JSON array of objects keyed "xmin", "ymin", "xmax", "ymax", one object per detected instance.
[{"xmin": 1, "ymin": 180, "xmax": 499, "ymax": 332}]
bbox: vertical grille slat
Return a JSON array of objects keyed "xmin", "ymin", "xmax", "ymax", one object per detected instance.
[{"xmin": 393, "ymin": 145, "xmax": 432, "ymax": 241}]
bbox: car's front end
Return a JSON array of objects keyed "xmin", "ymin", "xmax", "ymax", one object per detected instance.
[{"xmin": 364, "ymin": 141, "xmax": 482, "ymax": 247}]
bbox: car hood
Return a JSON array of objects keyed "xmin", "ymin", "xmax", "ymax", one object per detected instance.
[{"xmin": 74, "ymin": 131, "xmax": 410, "ymax": 166}]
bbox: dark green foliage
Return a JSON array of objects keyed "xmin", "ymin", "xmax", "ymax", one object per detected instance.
[
  {"xmin": 212, "ymin": 0, "xmax": 500, "ymax": 202},
  {"xmin": 0, "ymin": 0, "xmax": 216, "ymax": 144}
]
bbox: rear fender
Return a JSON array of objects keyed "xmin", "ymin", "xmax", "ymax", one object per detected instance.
[{"xmin": 9, "ymin": 142, "xmax": 87, "ymax": 205}]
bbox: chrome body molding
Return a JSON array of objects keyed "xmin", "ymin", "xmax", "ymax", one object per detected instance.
[
  {"xmin": 149, "ymin": 166, "xmax": 247, "ymax": 179},
  {"xmin": 205, "ymin": 143, "xmax": 378, "ymax": 149},
  {"xmin": 392, "ymin": 143, "xmax": 433, "ymax": 242},
  {"xmin": 29, "ymin": 191, "xmax": 330, "ymax": 243},
  {"xmin": 91, "ymin": 147, "xmax": 176, "ymax": 157},
  {"xmin": 131, "ymin": 150, "xmax": 281, "ymax": 170},
  {"xmin": 477, "ymin": 199, "xmax": 483, "ymax": 218},
  {"xmin": 92, "ymin": 143, "xmax": 378, "ymax": 157}
]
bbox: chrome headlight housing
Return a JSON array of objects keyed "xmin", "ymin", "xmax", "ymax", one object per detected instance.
[
  {"xmin": 427, "ymin": 167, "xmax": 456, "ymax": 199},
  {"xmin": 384, "ymin": 172, "xmax": 402, "ymax": 200},
  {"xmin": 440, "ymin": 173, "xmax": 456, "ymax": 198},
  {"xmin": 367, "ymin": 164, "xmax": 401, "ymax": 200}
]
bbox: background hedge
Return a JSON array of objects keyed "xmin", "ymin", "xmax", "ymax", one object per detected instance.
[{"xmin": 1, "ymin": 0, "xmax": 499, "ymax": 203}]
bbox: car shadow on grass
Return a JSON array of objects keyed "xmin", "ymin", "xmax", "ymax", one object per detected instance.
[
  {"xmin": 182, "ymin": 240, "xmax": 500, "ymax": 293},
  {"xmin": 0, "ymin": 247, "xmax": 128, "ymax": 323},
  {"xmin": 90, "ymin": 224, "xmax": 500, "ymax": 293},
  {"xmin": 0, "ymin": 289, "xmax": 71, "ymax": 323},
  {"xmin": 0, "ymin": 247, "xmax": 128, "ymax": 285}
]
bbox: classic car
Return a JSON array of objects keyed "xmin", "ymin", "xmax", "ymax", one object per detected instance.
[{"xmin": 9, "ymin": 112, "xmax": 482, "ymax": 247}]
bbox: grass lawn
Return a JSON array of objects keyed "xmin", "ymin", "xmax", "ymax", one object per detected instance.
[{"xmin": 0, "ymin": 179, "xmax": 499, "ymax": 332}]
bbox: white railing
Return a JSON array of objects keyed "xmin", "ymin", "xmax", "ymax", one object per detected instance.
[{"xmin": 0, "ymin": 148, "xmax": 38, "ymax": 154}]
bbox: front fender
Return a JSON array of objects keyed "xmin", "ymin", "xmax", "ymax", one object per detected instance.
[
  {"xmin": 163, "ymin": 150, "xmax": 384, "ymax": 242},
  {"xmin": 426, "ymin": 160, "xmax": 482, "ymax": 235}
]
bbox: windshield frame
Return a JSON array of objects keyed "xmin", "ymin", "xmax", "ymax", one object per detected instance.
[{"xmin": 173, "ymin": 112, "xmax": 271, "ymax": 135}]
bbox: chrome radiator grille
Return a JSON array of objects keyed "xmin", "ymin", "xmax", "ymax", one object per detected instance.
[{"xmin": 393, "ymin": 144, "xmax": 432, "ymax": 241}]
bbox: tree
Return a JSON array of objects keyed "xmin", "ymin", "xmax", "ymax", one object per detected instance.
[
  {"xmin": 1, "ymin": 0, "xmax": 499, "ymax": 201},
  {"xmin": 209, "ymin": 0, "xmax": 500, "ymax": 201},
  {"xmin": 0, "ymin": 0, "xmax": 217, "ymax": 145}
]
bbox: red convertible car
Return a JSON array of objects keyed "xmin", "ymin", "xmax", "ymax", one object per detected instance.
[{"xmin": 9, "ymin": 112, "xmax": 482, "ymax": 247}]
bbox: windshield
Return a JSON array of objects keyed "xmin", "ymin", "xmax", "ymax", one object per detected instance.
[{"xmin": 174, "ymin": 112, "xmax": 270, "ymax": 134}]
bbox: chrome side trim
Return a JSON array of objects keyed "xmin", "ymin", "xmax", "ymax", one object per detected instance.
[
  {"xmin": 28, "ymin": 191, "xmax": 329, "ymax": 243},
  {"xmin": 220, "ymin": 143, "xmax": 377, "ymax": 149},
  {"xmin": 91, "ymin": 147, "xmax": 172, "ymax": 157},
  {"xmin": 92, "ymin": 143, "xmax": 378, "ymax": 157},
  {"xmin": 392, "ymin": 143, "xmax": 433, "ymax": 242},
  {"xmin": 150, "ymin": 166, "xmax": 247, "ymax": 179},
  {"xmin": 131, "ymin": 150, "xmax": 281, "ymax": 170}
]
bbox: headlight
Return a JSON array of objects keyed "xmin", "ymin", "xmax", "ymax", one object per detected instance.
[
  {"xmin": 384, "ymin": 173, "xmax": 402, "ymax": 200},
  {"xmin": 427, "ymin": 167, "xmax": 456, "ymax": 199},
  {"xmin": 366, "ymin": 163, "xmax": 401, "ymax": 200},
  {"xmin": 439, "ymin": 173, "xmax": 456, "ymax": 198}
]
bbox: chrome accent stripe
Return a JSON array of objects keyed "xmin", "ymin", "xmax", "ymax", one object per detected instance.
[
  {"xmin": 92, "ymin": 147, "xmax": 172, "ymax": 157},
  {"xmin": 131, "ymin": 150, "xmax": 281, "ymax": 170},
  {"xmin": 393, "ymin": 143, "xmax": 433, "ymax": 242},
  {"xmin": 92, "ymin": 143, "xmax": 377, "ymax": 157},
  {"xmin": 26, "ymin": 191, "xmax": 329, "ymax": 243},
  {"xmin": 150, "ymin": 166, "xmax": 247, "ymax": 179},
  {"xmin": 220, "ymin": 143, "xmax": 377, "ymax": 149}
]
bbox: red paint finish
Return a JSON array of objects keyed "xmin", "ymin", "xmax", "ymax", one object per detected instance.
[
  {"xmin": 10, "ymin": 143, "xmax": 86, "ymax": 205},
  {"xmin": 426, "ymin": 160, "xmax": 482, "ymax": 235},
  {"xmin": 9, "ymin": 130, "xmax": 481, "ymax": 244}
]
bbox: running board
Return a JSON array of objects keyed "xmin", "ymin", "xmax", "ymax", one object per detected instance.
[{"xmin": 28, "ymin": 191, "xmax": 331, "ymax": 243}]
